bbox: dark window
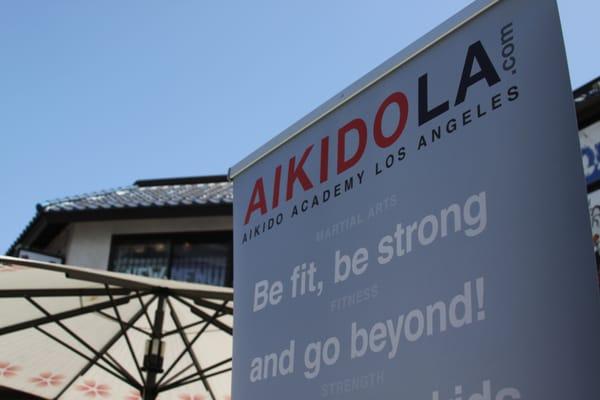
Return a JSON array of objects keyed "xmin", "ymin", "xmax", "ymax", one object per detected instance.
[
  {"xmin": 108, "ymin": 232, "xmax": 232, "ymax": 287},
  {"xmin": 110, "ymin": 239, "xmax": 169, "ymax": 279}
]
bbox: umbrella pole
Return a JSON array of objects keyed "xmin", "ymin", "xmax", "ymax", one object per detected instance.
[{"xmin": 144, "ymin": 295, "xmax": 165, "ymax": 400}]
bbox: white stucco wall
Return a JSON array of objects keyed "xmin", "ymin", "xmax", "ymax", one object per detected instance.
[
  {"xmin": 65, "ymin": 216, "xmax": 232, "ymax": 269},
  {"xmin": 44, "ymin": 226, "xmax": 72, "ymax": 260}
]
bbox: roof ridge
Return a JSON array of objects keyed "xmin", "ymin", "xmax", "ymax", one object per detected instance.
[
  {"xmin": 134, "ymin": 175, "xmax": 228, "ymax": 187},
  {"xmin": 35, "ymin": 178, "xmax": 232, "ymax": 214},
  {"xmin": 39, "ymin": 185, "xmax": 135, "ymax": 210}
]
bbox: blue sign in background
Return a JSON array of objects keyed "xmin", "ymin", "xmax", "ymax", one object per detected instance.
[{"xmin": 582, "ymin": 142, "xmax": 600, "ymax": 185}]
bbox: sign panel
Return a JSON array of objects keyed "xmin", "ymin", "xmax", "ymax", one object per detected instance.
[
  {"xmin": 231, "ymin": 0, "xmax": 600, "ymax": 399},
  {"xmin": 580, "ymin": 120, "xmax": 600, "ymax": 185},
  {"xmin": 17, "ymin": 249, "xmax": 63, "ymax": 264}
]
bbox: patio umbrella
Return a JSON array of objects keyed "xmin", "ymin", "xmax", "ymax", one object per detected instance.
[{"xmin": 0, "ymin": 255, "xmax": 233, "ymax": 400}]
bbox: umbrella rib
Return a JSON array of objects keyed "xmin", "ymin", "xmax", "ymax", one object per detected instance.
[
  {"xmin": 35, "ymin": 326, "xmax": 134, "ymax": 384},
  {"xmin": 159, "ymin": 358, "xmax": 232, "ymax": 392},
  {"xmin": 26, "ymin": 297, "xmax": 140, "ymax": 389},
  {"xmin": 104, "ymin": 284, "xmax": 147, "ymax": 386},
  {"xmin": 136, "ymin": 290, "xmax": 155, "ymax": 332},
  {"xmin": 34, "ymin": 326, "xmax": 140, "ymax": 400},
  {"xmin": 166, "ymin": 298, "xmax": 216, "ymax": 400},
  {"xmin": 173, "ymin": 296, "xmax": 232, "ymax": 335},
  {"xmin": 78, "ymin": 295, "xmax": 157, "ymax": 379},
  {"xmin": 0, "ymin": 288, "xmax": 132, "ymax": 298},
  {"xmin": 0, "ymin": 294, "xmax": 133, "ymax": 336},
  {"xmin": 162, "ymin": 318, "xmax": 213, "ymax": 338},
  {"xmin": 202, "ymin": 367, "xmax": 232, "ymax": 379},
  {"xmin": 169, "ymin": 288, "xmax": 232, "ymax": 303},
  {"xmin": 192, "ymin": 298, "xmax": 233, "ymax": 315},
  {"xmin": 159, "ymin": 366, "xmax": 233, "ymax": 393},
  {"xmin": 104, "ymin": 352, "xmax": 137, "ymax": 377},
  {"xmin": 54, "ymin": 294, "xmax": 159, "ymax": 399},
  {"xmin": 156, "ymin": 301, "xmax": 229, "ymax": 387},
  {"xmin": 160, "ymin": 362, "xmax": 194, "ymax": 386},
  {"xmin": 97, "ymin": 310, "xmax": 152, "ymax": 336}
]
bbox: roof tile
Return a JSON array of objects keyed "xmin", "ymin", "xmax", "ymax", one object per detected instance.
[{"xmin": 39, "ymin": 181, "xmax": 233, "ymax": 213}]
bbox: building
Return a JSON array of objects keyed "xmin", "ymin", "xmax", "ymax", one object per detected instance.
[
  {"xmin": 7, "ymin": 175, "xmax": 233, "ymax": 287},
  {"xmin": 576, "ymin": 77, "xmax": 600, "ymax": 276}
]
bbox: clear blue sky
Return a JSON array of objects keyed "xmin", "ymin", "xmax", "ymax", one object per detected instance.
[{"xmin": 0, "ymin": 0, "xmax": 598, "ymax": 252}]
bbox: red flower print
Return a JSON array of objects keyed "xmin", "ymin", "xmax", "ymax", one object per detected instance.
[
  {"xmin": 0, "ymin": 361, "xmax": 21, "ymax": 378},
  {"xmin": 179, "ymin": 394, "xmax": 205, "ymax": 400},
  {"xmin": 125, "ymin": 390, "xmax": 142, "ymax": 400},
  {"xmin": 76, "ymin": 379, "xmax": 111, "ymax": 398},
  {"xmin": 30, "ymin": 372, "xmax": 64, "ymax": 387}
]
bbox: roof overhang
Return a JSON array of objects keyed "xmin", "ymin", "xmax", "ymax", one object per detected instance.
[{"xmin": 7, "ymin": 203, "xmax": 233, "ymax": 257}]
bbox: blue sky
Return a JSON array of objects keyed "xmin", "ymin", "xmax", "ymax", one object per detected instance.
[{"xmin": 0, "ymin": 0, "xmax": 598, "ymax": 252}]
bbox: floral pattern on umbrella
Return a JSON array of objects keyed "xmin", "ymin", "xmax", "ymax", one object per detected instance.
[
  {"xmin": 179, "ymin": 393, "xmax": 206, "ymax": 400},
  {"xmin": 76, "ymin": 379, "xmax": 111, "ymax": 398},
  {"xmin": 30, "ymin": 372, "xmax": 65, "ymax": 387},
  {"xmin": 125, "ymin": 389, "xmax": 142, "ymax": 400},
  {"xmin": 0, "ymin": 361, "xmax": 21, "ymax": 378}
]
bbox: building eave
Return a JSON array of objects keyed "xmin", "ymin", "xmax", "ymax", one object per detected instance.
[{"xmin": 7, "ymin": 203, "xmax": 232, "ymax": 256}]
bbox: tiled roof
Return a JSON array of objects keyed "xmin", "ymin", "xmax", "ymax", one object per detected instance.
[
  {"xmin": 40, "ymin": 181, "xmax": 232, "ymax": 213},
  {"xmin": 8, "ymin": 176, "xmax": 233, "ymax": 255}
]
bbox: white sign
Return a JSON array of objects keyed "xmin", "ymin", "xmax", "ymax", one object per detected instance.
[
  {"xmin": 231, "ymin": 1, "xmax": 600, "ymax": 399},
  {"xmin": 17, "ymin": 249, "xmax": 63, "ymax": 264}
]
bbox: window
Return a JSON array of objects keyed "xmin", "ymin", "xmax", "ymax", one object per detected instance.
[
  {"xmin": 110, "ymin": 239, "xmax": 170, "ymax": 279},
  {"xmin": 108, "ymin": 232, "xmax": 232, "ymax": 287}
]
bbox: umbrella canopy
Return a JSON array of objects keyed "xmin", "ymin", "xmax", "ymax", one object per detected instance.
[{"xmin": 0, "ymin": 256, "xmax": 233, "ymax": 400}]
